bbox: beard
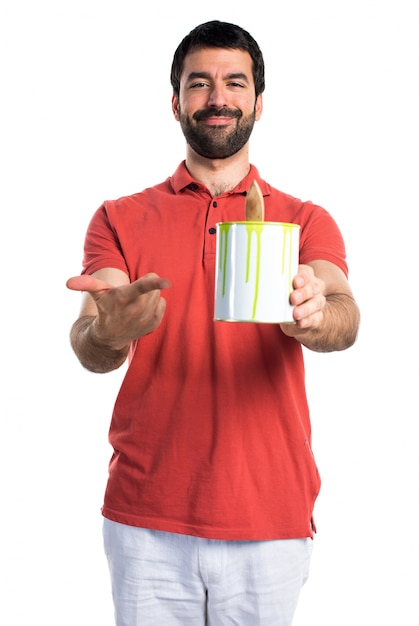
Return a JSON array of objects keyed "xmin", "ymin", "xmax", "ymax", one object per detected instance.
[{"xmin": 178, "ymin": 106, "xmax": 256, "ymax": 159}]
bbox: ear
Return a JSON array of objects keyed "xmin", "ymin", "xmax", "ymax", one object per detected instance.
[
  {"xmin": 255, "ymin": 93, "xmax": 263, "ymax": 121},
  {"xmin": 172, "ymin": 94, "xmax": 180, "ymax": 121}
]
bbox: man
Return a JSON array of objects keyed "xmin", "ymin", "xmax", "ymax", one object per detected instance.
[{"xmin": 67, "ymin": 20, "xmax": 360, "ymax": 626}]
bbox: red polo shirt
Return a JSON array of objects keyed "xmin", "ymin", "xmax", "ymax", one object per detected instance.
[{"xmin": 81, "ymin": 162, "xmax": 348, "ymax": 540}]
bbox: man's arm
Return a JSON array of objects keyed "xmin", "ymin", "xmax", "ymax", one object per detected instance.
[
  {"xmin": 280, "ymin": 260, "xmax": 360, "ymax": 352},
  {"xmin": 67, "ymin": 268, "xmax": 171, "ymax": 373}
]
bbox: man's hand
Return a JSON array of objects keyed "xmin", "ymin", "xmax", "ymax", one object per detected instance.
[
  {"xmin": 66, "ymin": 273, "xmax": 171, "ymax": 349},
  {"xmin": 66, "ymin": 272, "xmax": 171, "ymax": 372},
  {"xmin": 280, "ymin": 261, "xmax": 360, "ymax": 351}
]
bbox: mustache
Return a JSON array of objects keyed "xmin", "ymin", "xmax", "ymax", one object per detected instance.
[{"xmin": 193, "ymin": 108, "xmax": 242, "ymax": 122}]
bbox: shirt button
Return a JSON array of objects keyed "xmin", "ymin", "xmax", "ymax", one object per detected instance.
[
  {"xmin": 213, "ymin": 201, "xmax": 218, "ymax": 208},
  {"xmin": 209, "ymin": 227, "xmax": 216, "ymax": 235}
]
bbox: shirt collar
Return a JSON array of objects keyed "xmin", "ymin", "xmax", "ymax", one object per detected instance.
[{"xmin": 169, "ymin": 161, "xmax": 271, "ymax": 198}]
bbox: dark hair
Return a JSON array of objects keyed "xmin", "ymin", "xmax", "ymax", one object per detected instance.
[{"xmin": 170, "ymin": 20, "xmax": 265, "ymax": 97}]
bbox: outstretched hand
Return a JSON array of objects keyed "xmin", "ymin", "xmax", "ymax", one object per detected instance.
[{"xmin": 66, "ymin": 272, "xmax": 171, "ymax": 349}]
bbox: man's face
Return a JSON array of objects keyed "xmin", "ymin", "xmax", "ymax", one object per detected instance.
[{"xmin": 172, "ymin": 47, "xmax": 263, "ymax": 159}]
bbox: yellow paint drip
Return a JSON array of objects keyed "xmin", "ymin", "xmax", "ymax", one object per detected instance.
[
  {"xmin": 245, "ymin": 224, "xmax": 262, "ymax": 319},
  {"xmin": 219, "ymin": 223, "xmax": 232, "ymax": 297},
  {"xmin": 281, "ymin": 224, "xmax": 296, "ymax": 296}
]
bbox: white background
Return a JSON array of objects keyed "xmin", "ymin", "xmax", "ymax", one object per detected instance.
[{"xmin": 1, "ymin": 1, "xmax": 418, "ymax": 624}]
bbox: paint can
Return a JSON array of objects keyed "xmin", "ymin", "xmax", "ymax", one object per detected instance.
[{"xmin": 214, "ymin": 221, "xmax": 300, "ymax": 323}]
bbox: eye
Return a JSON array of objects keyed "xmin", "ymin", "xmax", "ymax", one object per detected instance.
[{"xmin": 190, "ymin": 81, "xmax": 209, "ymax": 89}]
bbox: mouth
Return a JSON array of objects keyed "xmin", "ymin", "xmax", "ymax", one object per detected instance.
[
  {"xmin": 201, "ymin": 116, "xmax": 235, "ymax": 126},
  {"xmin": 194, "ymin": 108, "xmax": 241, "ymax": 126}
]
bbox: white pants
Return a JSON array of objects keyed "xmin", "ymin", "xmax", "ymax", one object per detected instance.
[{"xmin": 103, "ymin": 519, "xmax": 313, "ymax": 626}]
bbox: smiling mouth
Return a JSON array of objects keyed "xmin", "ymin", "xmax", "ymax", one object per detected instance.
[
  {"xmin": 194, "ymin": 108, "xmax": 241, "ymax": 123},
  {"xmin": 202, "ymin": 117, "xmax": 235, "ymax": 126}
]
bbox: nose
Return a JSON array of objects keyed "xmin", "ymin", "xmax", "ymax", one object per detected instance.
[{"xmin": 207, "ymin": 85, "xmax": 227, "ymax": 109}]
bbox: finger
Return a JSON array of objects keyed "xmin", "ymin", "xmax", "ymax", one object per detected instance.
[
  {"xmin": 293, "ymin": 294, "xmax": 326, "ymax": 322},
  {"xmin": 66, "ymin": 275, "xmax": 114, "ymax": 293},
  {"xmin": 293, "ymin": 274, "xmax": 306, "ymax": 290},
  {"xmin": 294, "ymin": 310, "xmax": 324, "ymax": 329},
  {"xmin": 293, "ymin": 265, "xmax": 312, "ymax": 289},
  {"xmin": 131, "ymin": 273, "xmax": 171, "ymax": 295}
]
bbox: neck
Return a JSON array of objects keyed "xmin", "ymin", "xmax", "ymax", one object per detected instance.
[{"xmin": 184, "ymin": 144, "xmax": 251, "ymax": 197}]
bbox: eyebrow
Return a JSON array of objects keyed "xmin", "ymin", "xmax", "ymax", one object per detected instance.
[{"xmin": 186, "ymin": 71, "xmax": 250, "ymax": 84}]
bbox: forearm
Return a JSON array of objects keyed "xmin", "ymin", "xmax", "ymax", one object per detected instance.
[
  {"xmin": 69, "ymin": 315, "xmax": 130, "ymax": 373},
  {"xmin": 296, "ymin": 292, "xmax": 360, "ymax": 353}
]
